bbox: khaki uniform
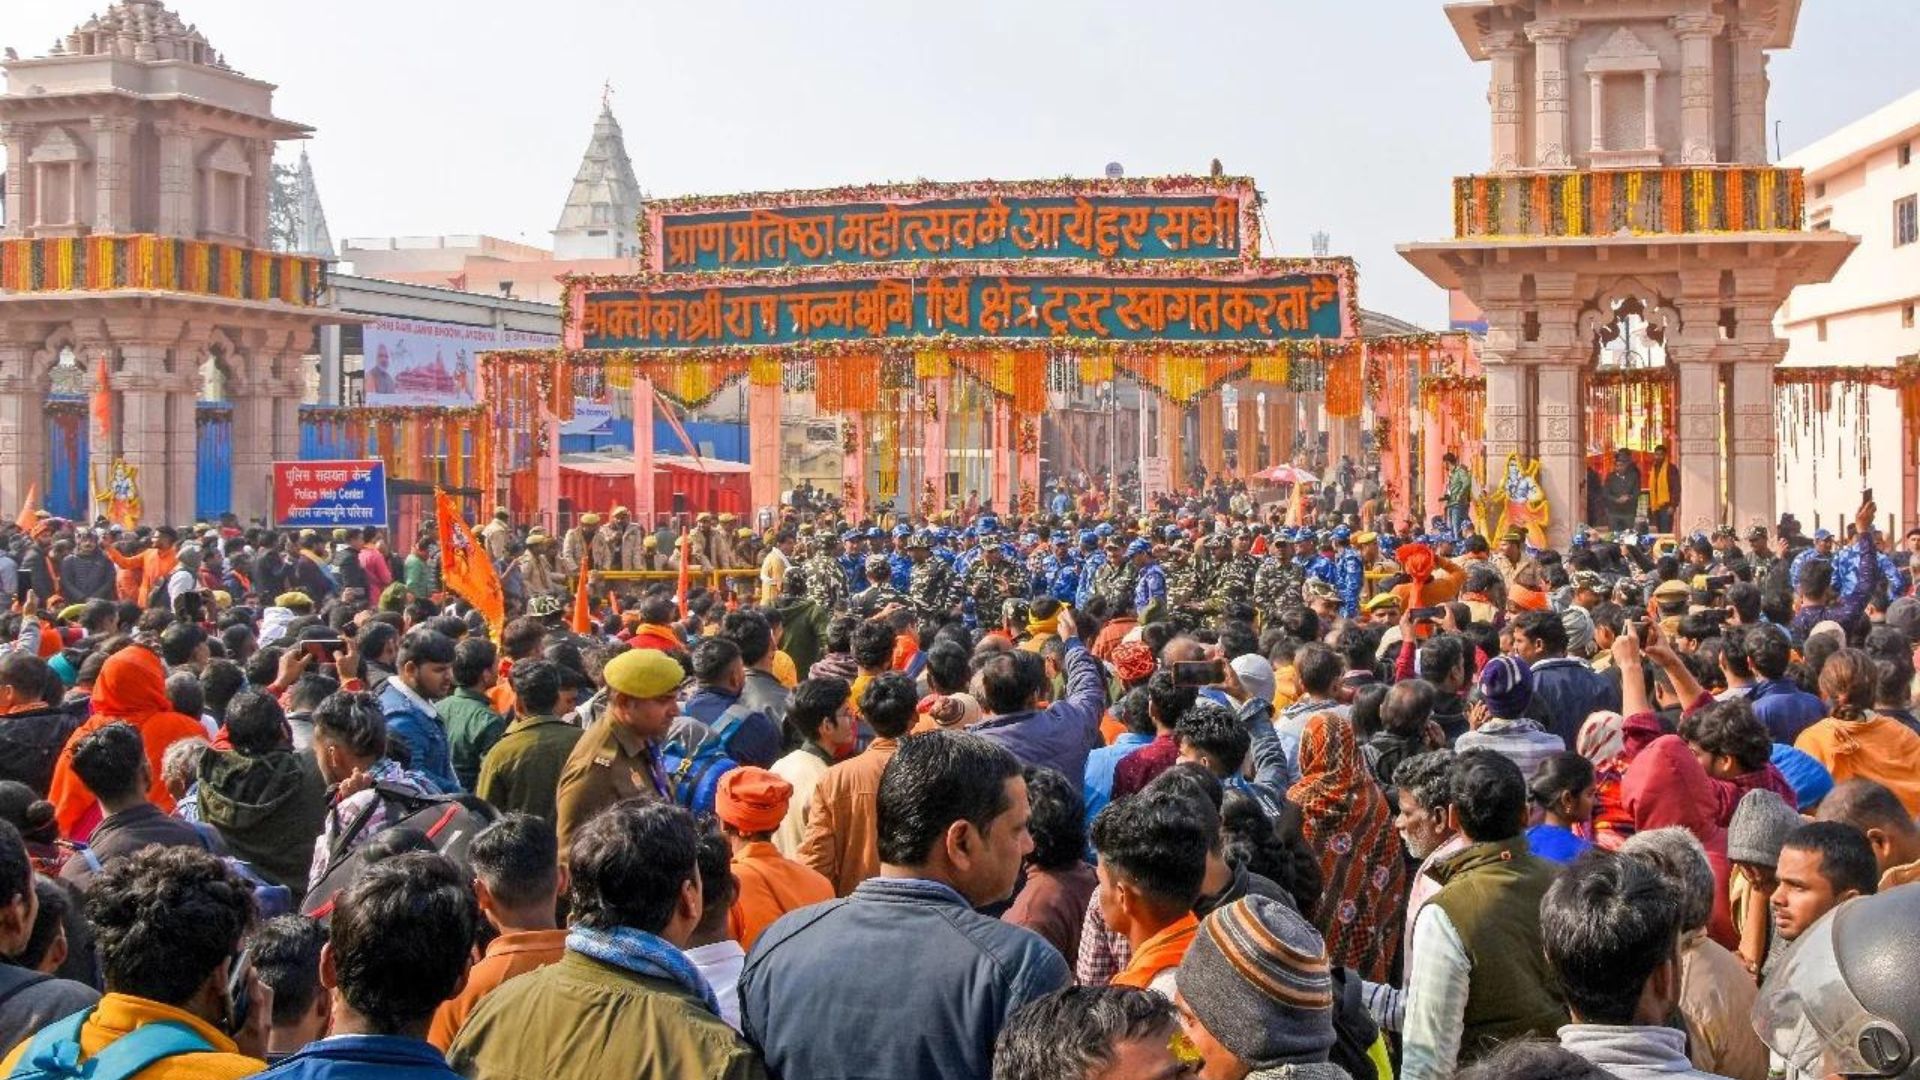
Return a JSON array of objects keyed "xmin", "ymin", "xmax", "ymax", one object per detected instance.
[
  {"xmin": 554, "ymin": 714, "xmax": 667, "ymax": 853},
  {"xmin": 479, "ymin": 518, "xmax": 512, "ymax": 564}
]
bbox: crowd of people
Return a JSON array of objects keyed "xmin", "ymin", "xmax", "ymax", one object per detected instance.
[{"xmin": 0, "ymin": 475, "xmax": 1913, "ymax": 1079}]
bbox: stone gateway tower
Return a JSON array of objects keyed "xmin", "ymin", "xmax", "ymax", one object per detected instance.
[
  {"xmin": 1401, "ymin": 0, "xmax": 1857, "ymax": 544},
  {"xmin": 0, "ymin": 1, "xmax": 337, "ymax": 524}
]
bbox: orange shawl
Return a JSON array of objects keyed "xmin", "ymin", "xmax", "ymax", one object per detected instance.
[
  {"xmin": 47, "ymin": 646, "xmax": 206, "ymax": 841},
  {"xmin": 1110, "ymin": 913, "xmax": 1199, "ymax": 990}
]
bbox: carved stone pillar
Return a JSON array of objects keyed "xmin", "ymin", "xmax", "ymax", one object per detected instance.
[
  {"xmin": 1264, "ymin": 390, "xmax": 1290, "ymax": 469},
  {"xmin": 747, "ymin": 379, "xmax": 781, "ymax": 520},
  {"xmin": 1673, "ymin": 360, "xmax": 1723, "ymax": 533},
  {"xmin": 1727, "ymin": 350, "xmax": 1781, "ymax": 532},
  {"xmin": 270, "ymin": 365, "xmax": 304, "ymax": 470},
  {"xmin": 0, "ymin": 124, "xmax": 33, "ymax": 237},
  {"xmin": 1485, "ymin": 30, "xmax": 1526, "ymax": 173},
  {"xmin": 1588, "ymin": 75, "xmax": 1607, "ymax": 155},
  {"xmin": 1534, "ymin": 363, "xmax": 1583, "ymax": 549},
  {"xmin": 154, "ymin": 121, "xmax": 198, "ymax": 237},
  {"xmin": 247, "ymin": 139, "xmax": 273, "ymax": 248},
  {"xmin": 1526, "ymin": 19, "xmax": 1575, "ymax": 169},
  {"xmin": 165, "ymin": 366, "xmax": 200, "ymax": 525},
  {"xmin": 1199, "ymin": 396, "xmax": 1226, "ymax": 483},
  {"xmin": 1482, "ymin": 361, "xmax": 1530, "ymax": 521},
  {"xmin": 1159, "ymin": 402, "xmax": 1185, "ymax": 494},
  {"xmin": 1672, "ymin": 13, "xmax": 1725, "ymax": 165},
  {"xmin": 89, "ymin": 116, "xmax": 137, "ymax": 234},
  {"xmin": 228, "ymin": 346, "xmax": 275, "ymax": 522},
  {"xmin": 115, "ymin": 345, "xmax": 173, "ymax": 524},
  {"xmin": 1729, "ymin": 25, "xmax": 1771, "ymax": 164},
  {"xmin": 1643, "ymin": 71, "xmax": 1660, "ymax": 153},
  {"xmin": 0, "ymin": 339, "xmax": 40, "ymax": 514},
  {"xmin": 1235, "ymin": 385, "xmax": 1259, "ymax": 477}
]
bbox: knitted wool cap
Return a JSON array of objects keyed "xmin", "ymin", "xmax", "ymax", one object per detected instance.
[
  {"xmin": 1478, "ymin": 654, "xmax": 1534, "ymax": 718},
  {"xmin": 1769, "ymin": 744, "xmax": 1835, "ymax": 813},
  {"xmin": 1175, "ymin": 895, "xmax": 1336, "ymax": 1069},
  {"xmin": 1728, "ymin": 788, "xmax": 1804, "ymax": 867}
]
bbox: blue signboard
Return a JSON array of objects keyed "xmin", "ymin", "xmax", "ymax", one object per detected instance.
[
  {"xmin": 582, "ymin": 272, "xmax": 1346, "ymax": 350},
  {"xmin": 273, "ymin": 459, "xmax": 389, "ymax": 529}
]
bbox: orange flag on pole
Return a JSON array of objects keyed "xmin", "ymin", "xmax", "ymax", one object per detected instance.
[
  {"xmin": 14, "ymin": 483, "xmax": 38, "ymax": 533},
  {"xmin": 571, "ymin": 545, "xmax": 594, "ymax": 635},
  {"xmin": 435, "ymin": 489, "xmax": 506, "ymax": 642}
]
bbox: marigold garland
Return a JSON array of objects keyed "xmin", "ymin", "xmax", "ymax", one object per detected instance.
[{"xmin": 1451, "ymin": 166, "xmax": 1807, "ymax": 240}]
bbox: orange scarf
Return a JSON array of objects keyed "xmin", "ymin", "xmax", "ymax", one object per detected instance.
[{"xmin": 1110, "ymin": 913, "xmax": 1198, "ymax": 989}]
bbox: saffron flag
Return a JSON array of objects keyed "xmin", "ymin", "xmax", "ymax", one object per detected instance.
[
  {"xmin": 571, "ymin": 545, "xmax": 594, "ymax": 635},
  {"xmin": 435, "ymin": 489, "xmax": 505, "ymax": 642},
  {"xmin": 14, "ymin": 483, "xmax": 38, "ymax": 533}
]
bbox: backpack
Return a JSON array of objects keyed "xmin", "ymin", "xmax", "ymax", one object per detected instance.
[
  {"xmin": 72, "ymin": 825, "xmax": 293, "ymax": 919},
  {"xmin": 301, "ymin": 783, "xmax": 498, "ymax": 918},
  {"xmin": 7, "ymin": 1010, "xmax": 211, "ymax": 1080},
  {"xmin": 659, "ymin": 703, "xmax": 749, "ymax": 814}
]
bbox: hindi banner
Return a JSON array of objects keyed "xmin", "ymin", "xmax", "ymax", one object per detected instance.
[
  {"xmin": 650, "ymin": 184, "xmax": 1255, "ymax": 273},
  {"xmin": 582, "ymin": 271, "xmax": 1348, "ymax": 350}
]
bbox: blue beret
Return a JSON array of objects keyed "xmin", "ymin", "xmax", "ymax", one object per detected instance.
[{"xmin": 1126, "ymin": 539, "xmax": 1151, "ymax": 558}]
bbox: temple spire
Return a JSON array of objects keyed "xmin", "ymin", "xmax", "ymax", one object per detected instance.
[
  {"xmin": 290, "ymin": 148, "xmax": 334, "ymax": 257},
  {"xmin": 552, "ymin": 100, "xmax": 642, "ymax": 260}
]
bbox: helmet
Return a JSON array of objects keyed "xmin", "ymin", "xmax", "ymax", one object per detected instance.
[{"xmin": 1757, "ymin": 887, "xmax": 1920, "ymax": 1079}]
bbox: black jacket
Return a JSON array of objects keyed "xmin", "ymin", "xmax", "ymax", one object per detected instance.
[{"xmin": 0, "ymin": 706, "xmax": 82, "ymax": 795}]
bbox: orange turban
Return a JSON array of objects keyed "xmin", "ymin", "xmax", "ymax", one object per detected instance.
[
  {"xmin": 1509, "ymin": 583, "xmax": 1550, "ymax": 612},
  {"xmin": 717, "ymin": 767, "xmax": 792, "ymax": 835}
]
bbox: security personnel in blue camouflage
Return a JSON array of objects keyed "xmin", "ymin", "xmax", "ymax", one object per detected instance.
[
  {"xmin": 1131, "ymin": 540, "xmax": 1168, "ymax": 618},
  {"xmin": 837, "ymin": 531, "xmax": 868, "ymax": 597},
  {"xmin": 887, "ymin": 525, "xmax": 914, "ymax": 592},
  {"xmin": 1329, "ymin": 525, "xmax": 1365, "ymax": 617},
  {"xmin": 1074, "ymin": 530, "xmax": 1107, "ymax": 609},
  {"xmin": 1043, "ymin": 534, "xmax": 1080, "ymax": 603}
]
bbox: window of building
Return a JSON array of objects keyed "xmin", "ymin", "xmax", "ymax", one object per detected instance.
[
  {"xmin": 1898, "ymin": 195, "xmax": 1920, "ymax": 247},
  {"xmin": 1906, "ymin": 303, "xmax": 1918, "ymax": 330},
  {"xmin": 1814, "ymin": 181, "xmax": 1827, "ymax": 198},
  {"xmin": 1818, "ymin": 318, "xmax": 1829, "ymax": 342},
  {"xmin": 1902, "ymin": 142, "xmax": 1914, "ymax": 168}
]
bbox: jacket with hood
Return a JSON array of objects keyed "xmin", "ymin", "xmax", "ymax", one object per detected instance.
[
  {"xmin": 46, "ymin": 646, "xmax": 205, "ymax": 841},
  {"xmin": 1621, "ymin": 735, "xmax": 1738, "ymax": 950},
  {"xmin": 196, "ymin": 746, "xmax": 329, "ymax": 890},
  {"xmin": 0, "ymin": 703, "xmax": 81, "ymax": 795}
]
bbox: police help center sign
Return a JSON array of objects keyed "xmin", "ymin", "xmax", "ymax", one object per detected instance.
[{"xmin": 273, "ymin": 460, "xmax": 389, "ymax": 529}]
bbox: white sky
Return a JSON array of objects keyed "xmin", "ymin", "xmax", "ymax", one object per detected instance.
[{"xmin": 4, "ymin": 0, "xmax": 1917, "ymax": 322}]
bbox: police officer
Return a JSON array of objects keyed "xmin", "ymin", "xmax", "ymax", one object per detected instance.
[{"xmin": 906, "ymin": 531, "xmax": 953, "ymax": 619}]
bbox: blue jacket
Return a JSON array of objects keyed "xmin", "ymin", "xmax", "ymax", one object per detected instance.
[
  {"xmin": 740, "ymin": 877, "xmax": 1068, "ymax": 1080},
  {"xmin": 1523, "ymin": 656, "xmax": 1622, "ymax": 746},
  {"xmin": 259, "ymin": 1034, "xmax": 460, "ymax": 1080},
  {"xmin": 1749, "ymin": 678, "xmax": 1829, "ymax": 744},
  {"xmin": 1083, "ymin": 732, "xmax": 1153, "ymax": 829},
  {"xmin": 682, "ymin": 686, "xmax": 782, "ymax": 768},
  {"xmin": 973, "ymin": 638, "xmax": 1109, "ymax": 783},
  {"xmin": 378, "ymin": 681, "xmax": 459, "ymax": 794}
]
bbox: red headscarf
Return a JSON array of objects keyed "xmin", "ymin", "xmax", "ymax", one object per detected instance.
[
  {"xmin": 1287, "ymin": 712, "xmax": 1407, "ymax": 982},
  {"xmin": 47, "ymin": 646, "xmax": 207, "ymax": 841}
]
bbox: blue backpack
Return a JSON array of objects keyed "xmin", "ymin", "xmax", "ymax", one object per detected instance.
[
  {"xmin": 72, "ymin": 825, "xmax": 293, "ymax": 920},
  {"xmin": 659, "ymin": 703, "xmax": 749, "ymax": 814},
  {"xmin": 8, "ymin": 1010, "xmax": 212, "ymax": 1080}
]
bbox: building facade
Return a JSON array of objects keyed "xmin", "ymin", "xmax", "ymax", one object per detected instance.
[
  {"xmin": 0, "ymin": 0, "xmax": 342, "ymax": 524},
  {"xmin": 1776, "ymin": 89, "xmax": 1920, "ymax": 528},
  {"xmin": 1402, "ymin": 0, "xmax": 1856, "ymax": 545}
]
